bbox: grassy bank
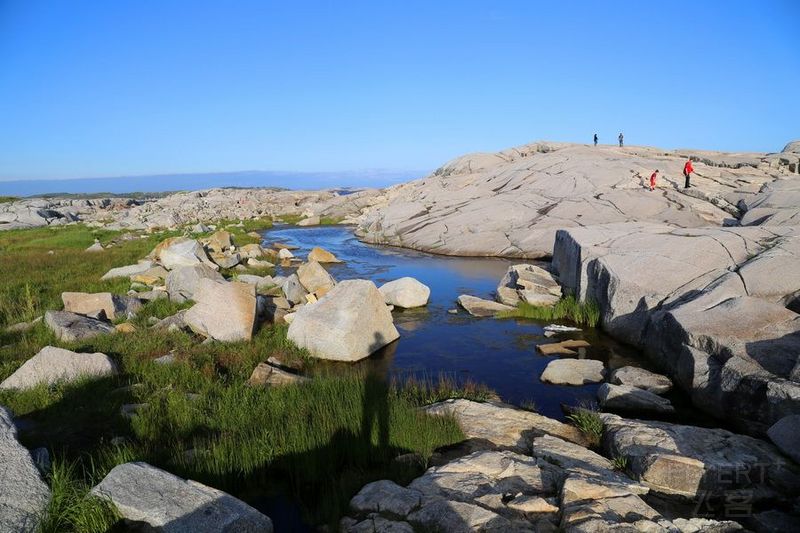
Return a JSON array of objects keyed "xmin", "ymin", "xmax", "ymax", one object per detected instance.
[
  {"xmin": 0, "ymin": 223, "xmax": 485, "ymax": 529},
  {"xmin": 278, "ymin": 214, "xmax": 343, "ymax": 225},
  {"xmin": 498, "ymin": 295, "xmax": 601, "ymax": 327}
]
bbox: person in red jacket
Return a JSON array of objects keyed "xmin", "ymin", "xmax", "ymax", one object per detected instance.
[
  {"xmin": 650, "ymin": 169, "xmax": 659, "ymax": 191},
  {"xmin": 683, "ymin": 159, "xmax": 694, "ymax": 188}
]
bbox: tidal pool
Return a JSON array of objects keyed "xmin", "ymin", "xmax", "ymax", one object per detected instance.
[{"xmin": 262, "ymin": 224, "xmax": 675, "ymax": 421}]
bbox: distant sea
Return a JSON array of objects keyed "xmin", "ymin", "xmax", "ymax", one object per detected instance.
[{"xmin": 0, "ymin": 169, "xmax": 422, "ymax": 197}]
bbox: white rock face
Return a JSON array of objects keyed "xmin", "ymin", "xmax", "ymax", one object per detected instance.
[
  {"xmin": 379, "ymin": 277, "xmax": 430, "ymax": 308},
  {"xmin": 540, "ymin": 359, "xmax": 605, "ymax": 385},
  {"xmin": 184, "ymin": 280, "xmax": 256, "ymax": 342},
  {"xmin": 357, "ymin": 142, "xmax": 800, "ymax": 258},
  {"xmin": 91, "ymin": 462, "xmax": 273, "ymax": 532},
  {"xmin": 0, "ymin": 346, "xmax": 117, "ymax": 390},
  {"xmin": 166, "ymin": 264, "xmax": 225, "ymax": 303},
  {"xmin": 0, "ymin": 406, "xmax": 51, "ymax": 533},
  {"xmin": 287, "ymin": 279, "xmax": 399, "ymax": 361}
]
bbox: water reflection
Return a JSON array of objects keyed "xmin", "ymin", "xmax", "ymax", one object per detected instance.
[{"xmin": 264, "ymin": 225, "xmax": 648, "ymax": 420}]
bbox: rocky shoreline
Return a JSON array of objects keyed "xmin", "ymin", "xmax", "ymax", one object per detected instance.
[{"xmin": 1, "ymin": 139, "xmax": 799, "ymax": 531}]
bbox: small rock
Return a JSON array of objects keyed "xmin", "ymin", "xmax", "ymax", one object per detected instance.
[
  {"xmin": 153, "ymin": 354, "xmax": 175, "ymax": 365},
  {"xmin": 209, "ymin": 252, "xmax": 240, "ymax": 269},
  {"xmin": 247, "ymin": 257, "xmax": 274, "ymax": 269},
  {"xmin": 62, "ymin": 292, "xmax": 142, "ymax": 321},
  {"xmin": 543, "ymin": 324, "xmax": 581, "ymax": 333},
  {"xmin": 540, "ymin": 358, "xmax": 604, "ymax": 385},
  {"xmin": 44, "ymin": 310, "xmax": 115, "ymax": 341},
  {"xmin": 85, "ymin": 242, "xmax": 104, "ymax": 252},
  {"xmin": 101, "ymin": 260, "xmax": 154, "ymax": 280},
  {"xmin": 308, "ymin": 246, "xmax": 342, "ymax": 263},
  {"xmin": 536, "ymin": 339, "xmax": 590, "ymax": 356},
  {"xmin": 114, "ymin": 322, "xmax": 137, "ymax": 334},
  {"xmin": 379, "ymin": 277, "xmax": 430, "ymax": 308},
  {"xmin": 456, "ymin": 295, "xmax": 514, "ymax": 317},
  {"xmin": 246, "ymin": 362, "xmax": 308, "ymax": 387},
  {"xmin": 277, "ymin": 248, "xmax": 294, "ymax": 259},
  {"xmin": 608, "ymin": 366, "xmax": 673, "ymax": 394}
]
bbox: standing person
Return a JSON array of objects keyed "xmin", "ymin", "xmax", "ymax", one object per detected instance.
[
  {"xmin": 618, "ymin": 132, "xmax": 624, "ymax": 147},
  {"xmin": 683, "ymin": 159, "xmax": 694, "ymax": 188},
  {"xmin": 649, "ymin": 169, "xmax": 659, "ymax": 191},
  {"xmin": 593, "ymin": 133, "xmax": 598, "ymax": 146}
]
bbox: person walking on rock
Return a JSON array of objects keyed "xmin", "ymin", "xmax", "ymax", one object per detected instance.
[
  {"xmin": 649, "ymin": 169, "xmax": 659, "ymax": 191},
  {"xmin": 618, "ymin": 132, "xmax": 624, "ymax": 147},
  {"xmin": 683, "ymin": 159, "xmax": 694, "ymax": 188},
  {"xmin": 593, "ymin": 133, "xmax": 598, "ymax": 146}
]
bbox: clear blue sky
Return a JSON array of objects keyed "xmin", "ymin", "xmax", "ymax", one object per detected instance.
[{"xmin": 1, "ymin": 0, "xmax": 798, "ymax": 181}]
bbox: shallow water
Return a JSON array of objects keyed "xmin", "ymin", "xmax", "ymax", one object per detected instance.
[{"xmin": 264, "ymin": 225, "xmax": 657, "ymax": 420}]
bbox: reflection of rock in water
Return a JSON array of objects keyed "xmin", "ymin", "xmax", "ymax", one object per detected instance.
[
  {"xmin": 392, "ymin": 307, "xmax": 431, "ymax": 333},
  {"xmin": 442, "ymin": 257, "xmax": 515, "ymax": 282}
]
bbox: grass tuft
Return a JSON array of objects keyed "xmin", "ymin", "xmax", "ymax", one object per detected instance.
[
  {"xmin": 498, "ymin": 295, "xmax": 601, "ymax": 327},
  {"xmin": 567, "ymin": 405, "xmax": 604, "ymax": 448}
]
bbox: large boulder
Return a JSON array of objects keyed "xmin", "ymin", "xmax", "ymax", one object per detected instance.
[
  {"xmin": 379, "ymin": 277, "xmax": 430, "ymax": 308},
  {"xmin": 601, "ymin": 413, "xmax": 800, "ymax": 500},
  {"xmin": 296, "ymin": 260, "xmax": 336, "ymax": 295},
  {"xmin": 165, "ymin": 264, "xmax": 225, "ymax": 303},
  {"xmin": 205, "ymin": 230, "xmax": 233, "ymax": 253},
  {"xmin": 152, "ymin": 237, "xmax": 217, "ymax": 271},
  {"xmin": 497, "ymin": 264, "xmax": 561, "ymax": 307},
  {"xmin": 281, "ymin": 273, "xmax": 308, "ymax": 305},
  {"xmin": 184, "ymin": 280, "xmax": 256, "ymax": 342},
  {"xmin": 423, "ymin": 399, "xmax": 589, "ymax": 449},
  {"xmin": 0, "ymin": 406, "xmax": 51, "ymax": 533},
  {"xmin": 767, "ymin": 415, "xmax": 800, "ymax": 464},
  {"xmin": 287, "ymin": 280, "xmax": 399, "ymax": 361},
  {"xmin": 0, "ymin": 346, "xmax": 118, "ymax": 390},
  {"xmin": 540, "ymin": 358, "xmax": 605, "ymax": 385},
  {"xmin": 307, "ymin": 246, "xmax": 342, "ymax": 263},
  {"xmin": 44, "ymin": 310, "xmax": 115, "ymax": 341},
  {"xmin": 61, "ymin": 292, "xmax": 142, "ymax": 321},
  {"xmin": 91, "ymin": 462, "xmax": 272, "ymax": 532}
]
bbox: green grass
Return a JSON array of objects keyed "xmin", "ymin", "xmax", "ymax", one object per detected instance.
[
  {"xmin": 611, "ymin": 455, "xmax": 628, "ymax": 472},
  {"xmin": 498, "ymin": 295, "xmax": 601, "ymax": 327},
  {"xmin": 0, "ymin": 195, "xmax": 18, "ymax": 203},
  {"xmin": 567, "ymin": 406, "xmax": 604, "ymax": 448},
  {"xmin": 0, "ymin": 223, "xmax": 493, "ymax": 528},
  {"xmin": 278, "ymin": 214, "xmax": 342, "ymax": 226}
]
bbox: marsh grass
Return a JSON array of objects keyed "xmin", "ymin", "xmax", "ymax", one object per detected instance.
[
  {"xmin": 0, "ymin": 223, "xmax": 487, "ymax": 527},
  {"xmin": 567, "ymin": 406, "xmax": 604, "ymax": 448},
  {"xmin": 498, "ymin": 295, "xmax": 601, "ymax": 327}
]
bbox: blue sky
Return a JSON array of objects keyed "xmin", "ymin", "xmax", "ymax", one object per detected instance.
[{"xmin": 1, "ymin": 0, "xmax": 798, "ymax": 182}]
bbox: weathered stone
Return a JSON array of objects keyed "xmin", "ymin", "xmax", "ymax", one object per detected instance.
[
  {"xmin": 209, "ymin": 252, "xmax": 240, "ymax": 269},
  {"xmin": 407, "ymin": 499, "xmax": 514, "ymax": 533},
  {"xmin": 767, "ymin": 415, "xmax": 800, "ymax": 464},
  {"xmin": 277, "ymin": 248, "xmax": 294, "ymax": 259},
  {"xmin": 601, "ymin": 413, "xmax": 800, "ymax": 499},
  {"xmin": 206, "ymin": 230, "xmax": 233, "ymax": 253},
  {"xmin": 506, "ymin": 495, "xmax": 558, "ymax": 515},
  {"xmin": 281, "ymin": 273, "xmax": 308, "ymax": 305},
  {"xmin": 238, "ymin": 243, "xmax": 264, "ymax": 259},
  {"xmin": 597, "ymin": 383, "xmax": 675, "ymax": 414},
  {"xmin": 540, "ymin": 359, "xmax": 604, "ymax": 385},
  {"xmin": 246, "ymin": 362, "xmax": 308, "ymax": 387},
  {"xmin": 184, "ymin": 280, "xmax": 256, "ymax": 342},
  {"xmin": 153, "ymin": 237, "xmax": 217, "ymax": 271},
  {"xmin": 44, "ymin": 310, "xmax": 115, "ymax": 341},
  {"xmin": 457, "ymin": 295, "xmax": 514, "ymax": 317},
  {"xmin": 423, "ymin": 399, "xmax": 589, "ymax": 449},
  {"xmin": 152, "ymin": 310, "xmax": 189, "ymax": 332},
  {"xmin": 536, "ymin": 339, "xmax": 590, "ymax": 356},
  {"xmin": 608, "ymin": 366, "xmax": 673, "ymax": 394},
  {"xmin": 85, "ymin": 241, "xmax": 104, "ymax": 252},
  {"xmin": 672, "ymin": 517, "xmax": 744, "ymax": 532},
  {"xmin": 166, "ymin": 264, "xmax": 225, "ymax": 303},
  {"xmin": 101, "ymin": 261, "xmax": 155, "ymax": 281},
  {"xmin": 343, "ymin": 515, "xmax": 414, "ymax": 533},
  {"xmin": 308, "ymin": 246, "xmax": 342, "ymax": 263},
  {"xmin": 91, "ymin": 462, "xmax": 273, "ymax": 532},
  {"xmin": 0, "ymin": 346, "xmax": 117, "ymax": 390},
  {"xmin": 131, "ymin": 265, "xmax": 169, "ymax": 286},
  {"xmin": 379, "ymin": 277, "xmax": 430, "ymax": 308},
  {"xmin": 0, "ymin": 406, "xmax": 50, "ymax": 533},
  {"xmin": 296, "ymin": 260, "xmax": 336, "ymax": 294},
  {"xmin": 350, "ymin": 480, "xmax": 422, "ymax": 518},
  {"xmin": 246, "ymin": 257, "xmax": 273, "ymax": 269},
  {"xmin": 61, "ymin": 292, "xmax": 142, "ymax": 321},
  {"xmin": 115, "ymin": 322, "xmax": 137, "ymax": 333},
  {"xmin": 297, "ymin": 215, "xmax": 320, "ymax": 226},
  {"xmin": 287, "ymin": 280, "xmax": 398, "ymax": 361}
]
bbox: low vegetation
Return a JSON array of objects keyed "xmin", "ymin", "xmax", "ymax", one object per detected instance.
[
  {"xmin": 0, "ymin": 195, "xmax": 19, "ymax": 203},
  {"xmin": 0, "ymin": 222, "xmax": 486, "ymax": 529},
  {"xmin": 567, "ymin": 405, "xmax": 604, "ymax": 448},
  {"xmin": 498, "ymin": 295, "xmax": 601, "ymax": 327}
]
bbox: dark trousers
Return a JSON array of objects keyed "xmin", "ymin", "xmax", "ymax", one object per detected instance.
[{"xmin": 684, "ymin": 172, "xmax": 691, "ymax": 188}]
